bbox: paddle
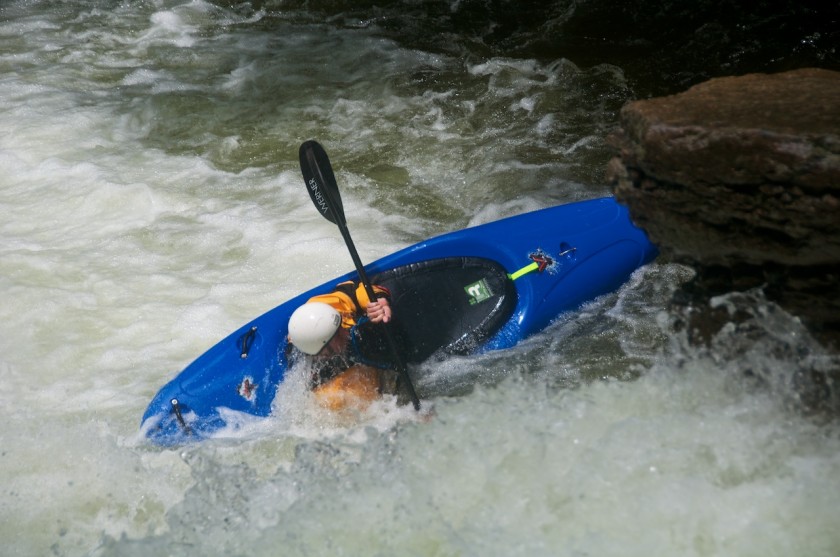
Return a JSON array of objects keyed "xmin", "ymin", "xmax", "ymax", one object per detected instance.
[{"xmin": 299, "ymin": 140, "xmax": 421, "ymax": 410}]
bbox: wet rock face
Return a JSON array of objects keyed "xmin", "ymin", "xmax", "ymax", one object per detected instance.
[{"xmin": 608, "ymin": 68, "xmax": 840, "ymax": 348}]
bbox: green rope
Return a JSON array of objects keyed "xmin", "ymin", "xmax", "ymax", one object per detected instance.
[{"xmin": 508, "ymin": 261, "xmax": 539, "ymax": 281}]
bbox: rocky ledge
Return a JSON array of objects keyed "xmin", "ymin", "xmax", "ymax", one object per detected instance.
[{"xmin": 608, "ymin": 68, "xmax": 840, "ymax": 412}]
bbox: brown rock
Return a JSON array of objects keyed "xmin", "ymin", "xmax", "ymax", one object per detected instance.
[
  {"xmin": 607, "ymin": 68, "xmax": 840, "ymax": 350},
  {"xmin": 610, "ymin": 68, "xmax": 840, "ymax": 267}
]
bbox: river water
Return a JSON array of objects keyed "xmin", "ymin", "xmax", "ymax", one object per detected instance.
[{"xmin": 2, "ymin": 1, "xmax": 839, "ymax": 556}]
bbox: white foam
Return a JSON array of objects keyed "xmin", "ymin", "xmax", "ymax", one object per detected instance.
[{"xmin": 3, "ymin": 2, "xmax": 837, "ymax": 556}]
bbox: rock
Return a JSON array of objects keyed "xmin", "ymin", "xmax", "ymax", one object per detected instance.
[{"xmin": 607, "ymin": 68, "xmax": 840, "ymax": 350}]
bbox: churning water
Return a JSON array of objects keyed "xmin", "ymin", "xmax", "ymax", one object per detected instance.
[{"xmin": 1, "ymin": 1, "xmax": 839, "ymax": 556}]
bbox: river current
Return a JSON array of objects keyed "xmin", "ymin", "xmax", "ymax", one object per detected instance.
[{"xmin": 1, "ymin": 1, "xmax": 839, "ymax": 556}]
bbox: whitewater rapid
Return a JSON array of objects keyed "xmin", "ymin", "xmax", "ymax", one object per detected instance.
[{"xmin": 1, "ymin": 1, "xmax": 838, "ymax": 556}]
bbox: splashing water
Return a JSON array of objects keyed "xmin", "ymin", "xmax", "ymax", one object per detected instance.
[{"xmin": 1, "ymin": 1, "xmax": 838, "ymax": 556}]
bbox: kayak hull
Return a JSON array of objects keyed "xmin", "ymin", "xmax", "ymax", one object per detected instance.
[{"xmin": 141, "ymin": 197, "xmax": 657, "ymax": 445}]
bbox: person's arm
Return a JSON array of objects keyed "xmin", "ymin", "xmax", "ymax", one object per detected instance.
[
  {"xmin": 365, "ymin": 296, "xmax": 391, "ymax": 323},
  {"xmin": 346, "ymin": 281, "xmax": 392, "ymax": 324}
]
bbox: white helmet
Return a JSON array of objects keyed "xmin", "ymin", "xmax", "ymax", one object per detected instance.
[{"xmin": 288, "ymin": 302, "xmax": 342, "ymax": 355}]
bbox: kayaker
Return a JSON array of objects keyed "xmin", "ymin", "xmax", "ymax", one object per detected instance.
[{"xmin": 287, "ymin": 280, "xmax": 397, "ymax": 411}]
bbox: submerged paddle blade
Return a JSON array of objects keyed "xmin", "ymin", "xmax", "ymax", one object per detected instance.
[{"xmin": 299, "ymin": 140, "xmax": 345, "ymax": 226}]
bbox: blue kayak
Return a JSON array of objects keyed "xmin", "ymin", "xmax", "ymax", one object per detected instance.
[{"xmin": 141, "ymin": 196, "xmax": 657, "ymax": 445}]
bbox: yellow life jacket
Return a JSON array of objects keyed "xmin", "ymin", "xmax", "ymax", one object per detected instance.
[{"xmin": 312, "ymin": 364, "xmax": 381, "ymax": 412}]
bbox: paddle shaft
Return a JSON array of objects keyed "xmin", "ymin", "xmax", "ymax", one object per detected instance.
[{"xmin": 301, "ymin": 142, "xmax": 421, "ymax": 410}]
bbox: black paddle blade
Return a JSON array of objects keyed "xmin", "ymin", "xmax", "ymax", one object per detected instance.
[{"xmin": 299, "ymin": 140, "xmax": 345, "ymax": 226}]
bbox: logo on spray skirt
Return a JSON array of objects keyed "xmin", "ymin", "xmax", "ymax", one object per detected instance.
[{"xmin": 465, "ymin": 278, "xmax": 493, "ymax": 305}]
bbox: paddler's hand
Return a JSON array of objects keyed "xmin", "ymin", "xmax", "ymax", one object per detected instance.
[{"xmin": 366, "ymin": 298, "xmax": 391, "ymax": 324}]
